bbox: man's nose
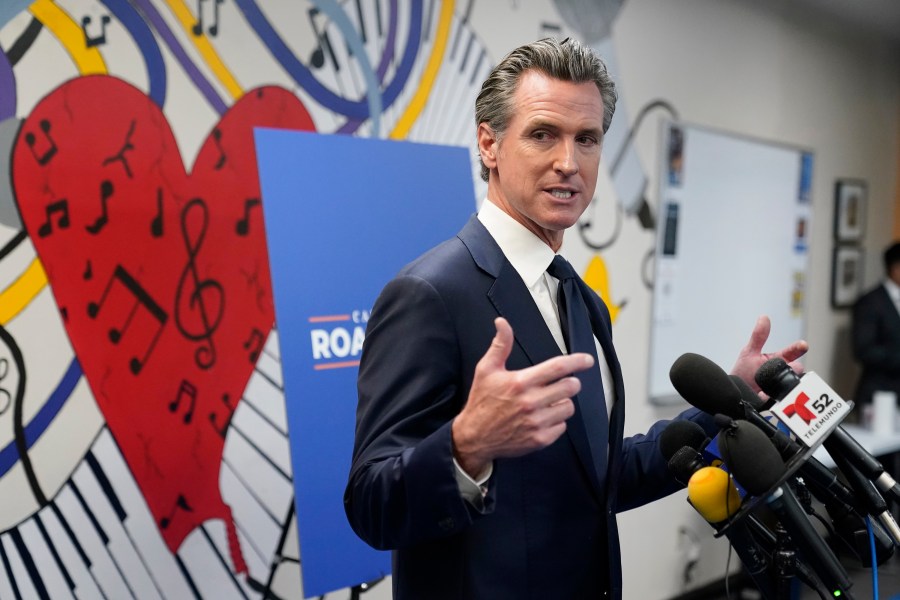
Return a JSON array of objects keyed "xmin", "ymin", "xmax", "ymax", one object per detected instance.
[{"xmin": 553, "ymin": 139, "xmax": 579, "ymax": 176}]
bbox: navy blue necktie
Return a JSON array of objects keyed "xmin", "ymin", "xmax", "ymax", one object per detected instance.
[{"xmin": 547, "ymin": 255, "xmax": 608, "ymax": 478}]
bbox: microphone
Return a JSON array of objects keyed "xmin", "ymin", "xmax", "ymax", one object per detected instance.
[
  {"xmin": 670, "ymin": 354, "xmax": 865, "ymax": 516},
  {"xmin": 687, "ymin": 466, "xmax": 741, "ymax": 523},
  {"xmin": 729, "ymin": 372, "xmax": 775, "ymax": 412},
  {"xmin": 660, "ymin": 422, "xmax": 775, "ymax": 595},
  {"xmin": 825, "ymin": 439, "xmax": 900, "ymax": 548},
  {"xmin": 823, "ymin": 493, "xmax": 896, "ymax": 568},
  {"xmin": 719, "ymin": 419, "xmax": 855, "ymax": 597},
  {"xmin": 728, "ymin": 362, "xmax": 895, "ymax": 564},
  {"xmin": 756, "ymin": 358, "xmax": 900, "ymax": 524},
  {"xmin": 685, "ymin": 465, "xmax": 778, "ymax": 598},
  {"xmin": 660, "ymin": 420, "xmax": 710, "ymax": 486},
  {"xmin": 667, "ymin": 446, "xmax": 707, "ymax": 487},
  {"xmin": 660, "ymin": 419, "xmax": 709, "ymax": 462}
]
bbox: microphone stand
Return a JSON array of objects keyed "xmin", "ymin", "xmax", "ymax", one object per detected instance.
[
  {"xmin": 348, "ymin": 576, "xmax": 385, "ymax": 600},
  {"xmin": 772, "ymin": 523, "xmax": 831, "ymax": 600}
]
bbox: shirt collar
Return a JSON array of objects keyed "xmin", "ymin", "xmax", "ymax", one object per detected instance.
[
  {"xmin": 884, "ymin": 278, "xmax": 900, "ymax": 303},
  {"xmin": 478, "ymin": 199, "xmax": 557, "ymax": 287}
]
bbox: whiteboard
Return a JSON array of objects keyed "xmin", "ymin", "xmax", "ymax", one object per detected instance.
[{"xmin": 648, "ymin": 122, "xmax": 813, "ymax": 404}]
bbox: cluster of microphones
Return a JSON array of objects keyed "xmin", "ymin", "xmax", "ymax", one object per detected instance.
[{"xmin": 662, "ymin": 353, "xmax": 900, "ymax": 599}]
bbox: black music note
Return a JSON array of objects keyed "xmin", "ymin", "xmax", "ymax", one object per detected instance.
[
  {"xmin": 24, "ymin": 119, "xmax": 57, "ymax": 166},
  {"xmin": 160, "ymin": 494, "xmax": 192, "ymax": 529},
  {"xmin": 243, "ymin": 327, "xmax": 264, "ymax": 363},
  {"xmin": 87, "ymin": 265, "xmax": 169, "ymax": 375},
  {"xmin": 85, "ymin": 180, "xmax": 114, "ymax": 235},
  {"xmin": 37, "ymin": 199, "xmax": 70, "ymax": 238},
  {"xmin": 308, "ymin": 7, "xmax": 339, "ymax": 70},
  {"xmin": 191, "ymin": 0, "xmax": 207, "ymax": 35},
  {"xmin": 211, "ymin": 128, "xmax": 226, "ymax": 170},
  {"xmin": 81, "ymin": 14, "xmax": 111, "ymax": 47},
  {"xmin": 235, "ymin": 198, "xmax": 259, "ymax": 236},
  {"xmin": 0, "ymin": 358, "xmax": 11, "ymax": 416},
  {"xmin": 169, "ymin": 379, "xmax": 196, "ymax": 424},
  {"xmin": 192, "ymin": 0, "xmax": 224, "ymax": 37},
  {"xmin": 83, "ymin": 259, "xmax": 93, "ymax": 281},
  {"xmin": 175, "ymin": 199, "xmax": 224, "ymax": 370},
  {"xmin": 209, "ymin": 0, "xmax": 223, "ymax": 36},
  {"xmin": 208, "ymin": 393, "xmax": 235, "ymax": 438},
  {"xmin": 151, "ymin": 188, "xmax": 164, "ymax": 237}
]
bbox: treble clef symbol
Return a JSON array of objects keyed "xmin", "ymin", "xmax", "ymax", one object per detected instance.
[{"xmin": 175, "ymin": 198, "xmax": 225, "ymax": 370}]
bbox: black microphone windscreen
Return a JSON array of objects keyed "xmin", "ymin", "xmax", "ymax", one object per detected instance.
[
  {"xmin": 669, "ymin": 353, "xmax": 743, "ymax": 419},
  {"xmin": 659, "ymin": 420, "xmax": 708, "ymax": 461},
  {"xmin": 713, "ymin": 413, "xmax": 737, "ymax": 430},
  {"xmin": 719, "ymin": 420, "xmax": 786, "ymax": 496},
  {"xmin": 668, "ymin": 446, "xmax": 706, "ymax": 485},
  {"xmin": 753, "ymin": 357, "xmax": 796, "ymax": 398},
  {"xmin": 728, "ymin": 374, "xmax": 765, "ymax": 412}
]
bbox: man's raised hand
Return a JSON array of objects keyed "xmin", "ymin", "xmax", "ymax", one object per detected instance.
[{"xmin": 451, "ymin": 317, "xmax": 594, "ymax": 478}]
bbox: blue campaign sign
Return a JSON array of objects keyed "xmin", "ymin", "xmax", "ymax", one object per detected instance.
[{"xmin": 254, "ymin": 129, "xmax": 475, "ymax": 598}]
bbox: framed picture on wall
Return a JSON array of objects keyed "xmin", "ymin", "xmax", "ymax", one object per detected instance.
[
  {"xmin": 831, "ymin": 245, "xmax": 864, "ymax": 308},
  {"xmin": 834, "ymin": 179, "xmax": 867, "ymax": 242}
]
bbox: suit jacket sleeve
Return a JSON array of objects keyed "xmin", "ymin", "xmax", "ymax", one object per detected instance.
[
  {"xmin": 613, "ymin": 407, "xmax": 716, "ymax": 512},
  {"xmin": 345, "ymin": 274, "xmax": 488, "ymax": 550}
]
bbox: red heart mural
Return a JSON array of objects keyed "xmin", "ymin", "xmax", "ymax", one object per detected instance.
[{"xmin": 12, "ymin": 75, "xmax": 315, "ymax": 573}]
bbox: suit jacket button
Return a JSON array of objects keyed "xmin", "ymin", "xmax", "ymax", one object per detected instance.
[{"xmin": 439, "ymin": 517, "xmax": 454, "ymax": 531}]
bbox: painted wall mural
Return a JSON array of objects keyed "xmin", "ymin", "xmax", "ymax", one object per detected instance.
[{"xmin": 0, "ymin": 0, "xmax": 647, "ymax": 597}]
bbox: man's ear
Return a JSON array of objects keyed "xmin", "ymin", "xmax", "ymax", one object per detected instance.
[{"xmin": 477, "ymin": 123, "xmax": 498, "ymax": 170}]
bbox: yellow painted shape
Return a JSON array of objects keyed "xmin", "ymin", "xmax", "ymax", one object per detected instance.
[
  {"xmin": 582, "ymin": 254, "xmax": 622, "ymax": 323},
  {"xmin": 389, "ymin": 0, "xmax": 454, "ymax": 139},
  {"xmin": 0, "ymin": 258, "xmax": 48, "ymax": 325},
  {"xmin": 29, "ymin": 0, "xmax": 107, "ymax": 74}
]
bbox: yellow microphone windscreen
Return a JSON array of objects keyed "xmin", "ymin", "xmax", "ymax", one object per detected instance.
[{"xmin": 687, "ymin": 466, "xmax": 742, "ymax": 523}]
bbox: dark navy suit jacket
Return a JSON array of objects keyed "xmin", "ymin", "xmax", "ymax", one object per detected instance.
[
  {"xmin": 852, "ymin": 284, "xmax": 900, "ymax": 404},
  {"xmin": 345, "ymin": 216, "xmax": 716, "ymax": 599}
]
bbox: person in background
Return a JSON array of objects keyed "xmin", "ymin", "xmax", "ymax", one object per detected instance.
[
  {"xmin": 344, "ymin": 37, "xmax": 808, "ymax": 599},
  {"xmin": 852, "ymin": 241, "xmax": 900, "ymax": 407}
]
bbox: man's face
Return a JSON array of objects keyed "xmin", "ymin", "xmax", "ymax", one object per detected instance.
[{"xmin": 478, "ymin": 69, "xmax": 604, "ymax": 251}]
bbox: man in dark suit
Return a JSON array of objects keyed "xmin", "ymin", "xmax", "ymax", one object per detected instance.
[
  {"xmin": 344, "ymin": 38, "xmax": 807, "ymax": 599},
  {"xmin": 852, "ymin": 241, "xmax": 900, "ymax": 406}
]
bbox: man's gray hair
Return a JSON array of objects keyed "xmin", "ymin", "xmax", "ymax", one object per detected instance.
[{"xmin": 475, "ymin": 37, "xmax": 617, "ymax": 182}]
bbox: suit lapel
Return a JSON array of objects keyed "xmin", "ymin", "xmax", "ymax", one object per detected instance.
[{"xmin": 459, "ymin": 217, "xmax": 604, "ymax": 493}]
